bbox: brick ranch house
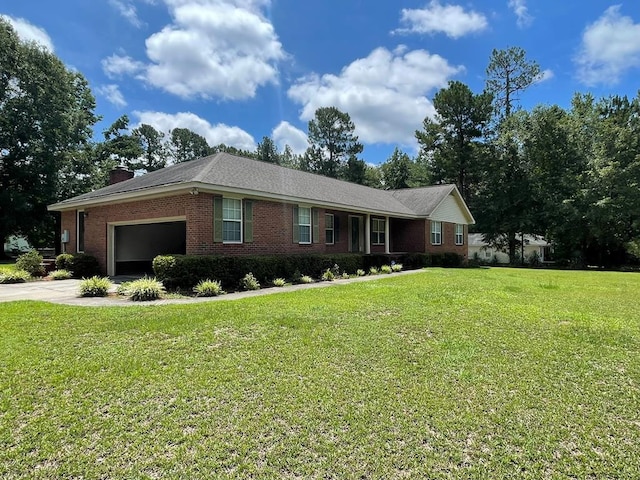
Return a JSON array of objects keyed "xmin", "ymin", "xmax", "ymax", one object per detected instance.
[{"xmin": 48, "ymin": 153, "xmax": 475, "ymax": 276}]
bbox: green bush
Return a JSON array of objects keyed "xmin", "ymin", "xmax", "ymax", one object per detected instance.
[
  {"xmin": 193, "ymin": 279, "xmax": 225, "ymax": 297},
  {"xmin": 79, "ymin": 276, "xmax": 112, "ymax": 297},
  {"xmin": 391, "ymin": 263, "xmax": 403, "ymax": 272},
  {"xmin": 272, "ymin": 278, "xmax": 286, "ymax": 287},
  {"xmin": 15, "ymin": 250, "xmax": 44, "ymax": 277},
  {"xmin": 127, "ymin": 277, "xmax": 165, "ymax": 301},
  {"xmin": 0, "ymin": 270, "xmax": 31, "ymax": 284},
  {"xmin": 50, "ymin": 269, "xmax": 72, "ymax": 280},
  {"xmin": 240, "ymin": 273, "xmax": 260, "ymax": 291},
  {"xmin": 152, "ymin": 255, "xmax": 176, "ymax": 280},
  {"xmin": 356, "ymin": 269, "xmax": 366, "ymax": 277},
  {"xmin": 70, "ymin": 253, "xmax": 100, "ymax": 278},
  {"xmin": 369, "ymin": 266, "xmax": 379, "ymax": 275},
  {"xmin": 55, "ymin": 253, "xmax": 74, "ymax": 271},
  {"xmin": 151, "ymin": 252, "xmax": 460, "ymax": 291},
  {"xmin": 299, "ymin": 275, "xmax": 314, "ymax": 284},
  {"xmin": 380, "ymin": 265, "xmax": 392, "ymax": 274}
]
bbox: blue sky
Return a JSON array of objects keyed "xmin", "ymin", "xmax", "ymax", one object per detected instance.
[{"xmin": 3, "ymin": 1, "xmax": 640, "ymax": 164}]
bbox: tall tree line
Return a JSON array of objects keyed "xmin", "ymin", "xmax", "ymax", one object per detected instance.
[{"xmin": 1, "ymin": 17, "xmax": 638, "ymax": 267}]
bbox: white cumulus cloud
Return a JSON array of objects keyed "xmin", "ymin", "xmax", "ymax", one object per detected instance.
[
  {"xmin": 102, "ymin": 54, "xmax": 146, "ymax": 78},
  {"xmin": 288, "ymin": 46, "xmax": 463, "ymax": 146},
  {"xmin": 576, "ymin": 5, "xmax": 640, "ymax": 86},
  {"xmin": 1, "ymin": 15, "xmax": 54, "ymax": 51},
  {"xmin": 104, "ymin": 0, "xmax": 285, "ymax": 100},
  {"xmin": 133, "ymin": 110, "xmax": 256, "ymax": 151},
  {"xmin": 97, "ymin": 84, "xmax": 128, "ymax": 107},
  {"xmin": 272, "ymin": 121, "xmax": 308, "ymax": 155},
  {"xmin": 508, "ymin": 0, "xmax": 532, "ymax": 28},
  {"xmin": 393, "ymin": 1, "xmax": 488, "ymax": 38}
]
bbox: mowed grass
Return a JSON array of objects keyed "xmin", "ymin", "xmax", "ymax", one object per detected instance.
[{"xmin": 1, "ymin": 268, "xmax": 639, "ymax": 478}]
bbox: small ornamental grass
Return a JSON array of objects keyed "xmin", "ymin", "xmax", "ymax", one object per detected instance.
[
  {"xmin": 356, "ymin": 269, "xmax": 366, "ymax": 277},
  {"xmin": 272, "ymin": 278, "xmax": 287, "ymax": 287},
  {"xmin": 0, "ymin": 269, "xmax": 31, "ymax": 284},
  {"xmin": 321, "ymin": 269, "xmax": 335, "ymax": 281},
  {"xmin": 299, "ymin": 275, "xmax": 314, "ymax": 284},
  {"xmin": 50, "ymin": 269, "xmax": 72, "ymax": 280},
  {"xmin": 391, "ymin": 263, "xmax": 403, "ymax": 272},
  {"xmin": 240, "ymin": 272, "xmax": 260, "ymax": 291},
  {"xmin": 193, "ymin": 279, "xmax": 225, "ymax": 297},
  {"xmin": 380, "ymin": 265, "xmax": 393, "ymax": 274},
  {"xmin": 79, "ymin": 276, "xmax": 112, "ymax": 297},
  {"xmin": 369, "ymin": 266, "xmax": 379, "ymax": 275},
  {"xmin": 341, "ymin": 272, "xmax": 350, "ymax": 279},
  {"xmin": 116, "ymin": 282, "xmax": 132, "ymax": 296},
  {"xmin": 127, "ymin": 277, "xmax": 165, "ymax": 301}
]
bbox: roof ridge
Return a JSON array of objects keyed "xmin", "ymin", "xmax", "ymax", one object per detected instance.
[{"xmin": 192, "ymin": 152, "xmax": 222, "ymax": 182}]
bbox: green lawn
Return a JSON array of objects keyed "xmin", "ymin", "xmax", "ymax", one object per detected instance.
[
  {"xmin": 0, "ymin": 261, "xmax": 16, "ymax": 273},
  {"xmin": 1, "ymin": 268, "xmax": 639, "ymax": 478}
]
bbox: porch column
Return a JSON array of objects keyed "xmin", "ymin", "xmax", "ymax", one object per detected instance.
[
  {"xmin": 385, "ymin": 216, "xmax": 390, "ymax": 254},
  {"xmin": 365, "ymin": 214, "xmax": 371, "ymax": 254}
]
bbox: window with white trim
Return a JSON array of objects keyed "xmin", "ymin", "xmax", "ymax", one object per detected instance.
[
  {"xmin": 299, "ymin": 207, "xmax": 311, "ymax": 244},
  {"xmin": 455, "ymin": 224, "xmax": 464, "ymax": 245},
  {"xmin": 372, "ymin": 218, "xmax": 385, "ymax": 245},
  {"xmin": 77, "ymin": 210, "xmax": 85, "ymax": 252},
  {"xmin": 325, "ymin": 213, "xmax": 334, "ymax": 244},
  {"xmin": 431, "ymin": 221, "xmax": 442, "ymax": 245},
  {"xmin": 222, "ymin": 198, "xmax": 242, "ymax": 243}
]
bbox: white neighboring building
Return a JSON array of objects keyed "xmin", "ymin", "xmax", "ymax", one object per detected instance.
[
  {"xmin": 468, "ymin": 233, "xmax": 551, "ymax": 264},
  {"xmin": 3, "ymin": 235, "xmax": 31, "ymax": 256}
]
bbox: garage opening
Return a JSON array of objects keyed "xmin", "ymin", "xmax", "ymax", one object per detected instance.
[{"xmin": 114, "ymin": 221, "xmax": 186, "ymax": 275}]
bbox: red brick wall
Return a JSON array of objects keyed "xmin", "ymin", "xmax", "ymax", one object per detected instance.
[
  {"xmin": 425, "ymin": 220, "xmax": 468, "ymax": 258},
  {"xmin": 391, "ymin": 218, "xmax": 425, "ymax": 253}
]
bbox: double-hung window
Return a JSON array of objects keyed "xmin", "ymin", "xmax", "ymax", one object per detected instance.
[
  {"xmin": 372, "ymin": 218, "xmax": 385, "ymax": 245},
  {"xmin": 298, "ymin": 207, "xmax": 311, "ymax": 244},
  {"xmin": 455, "ymin": 224, "xmax": 464, "ymax": 245},
  {"xmin": 431, "ymin": 221, "xmax": 442, "ymax": 245},
  {"xmin": 325, "ymin": 214, "xmax": 334, "ymax": 244},
  {"xmin": 222, "ymin": 198, "xmax": 242, "ymax": 243}
]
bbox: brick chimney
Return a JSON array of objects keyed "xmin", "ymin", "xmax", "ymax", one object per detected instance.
[{"xmin": 109, "ymin": 166, "xmax": 134, "ymax": 185}]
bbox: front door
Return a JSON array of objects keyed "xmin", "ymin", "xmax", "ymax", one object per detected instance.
[{"xmin": 349, "ymin": 216, "xmax": 362, "ymax": 253}]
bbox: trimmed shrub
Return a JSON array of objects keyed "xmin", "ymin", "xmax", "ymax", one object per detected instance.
[
  {"xmin": 127, "ymin": 277, "xmax": 165, "ymax": 301},
  {"xmin": 152, "ymin": 255, "xmax": 176, "ymax": 280},
  {"xmin": 240, "ymin": 273, "xmax": 260, "ymax": 291},
  {"xmin": 70, "ymin": 253, "xmax": 100, "ymax": 278},
  {"xmin": 50, "ymin": 269, "xmax": 72, "ymax": 280},
  {"xmin": 391, "ymin": 263, "xmax": 403, "ymax": 272},
  {"xmin": 272, "ymin": 278, "xmax": 286, "ymax": 287},
  {"xmin": 16, "ymin": 250, "xmax": 44, "ymax": 277},
  {"xmin": 0, "ymin": 270, "xmax": 31, "ymax": 284},
  {"xmin": 55, "ymin": 253, "xmax": 74, "ymax": 271},
  {"xmin": 193, "ymin": 279, "xmax": 225, "ymax": 297},
  {"xmin": 79, "ymin": 276, "xmax": 111, "ymax": 297},
  {"xmin": 380, "ymin": 265, "xmax": 392, "ymax": 274}
]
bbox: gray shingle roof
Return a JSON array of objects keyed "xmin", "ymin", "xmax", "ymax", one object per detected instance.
[{"xmin": 50, "ymin": 152, "xmax": 463, "ymax": 219}]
